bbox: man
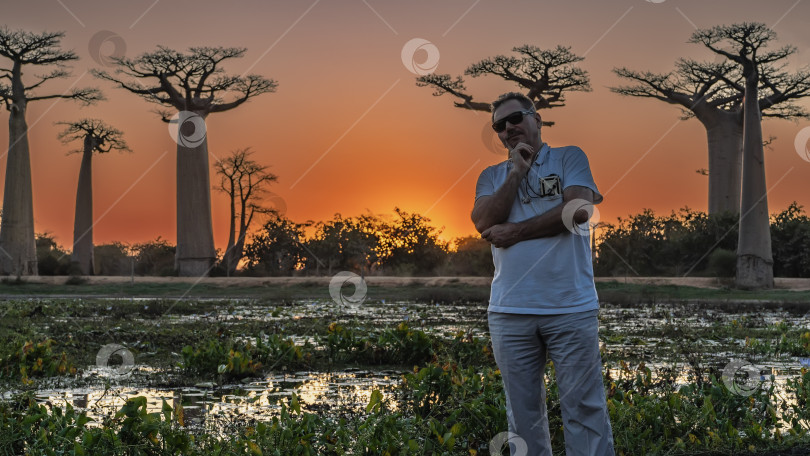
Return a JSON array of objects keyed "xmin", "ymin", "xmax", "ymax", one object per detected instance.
[{"xmin": 472, "ymin": 92, "xmax": 614, "ymax": 456}]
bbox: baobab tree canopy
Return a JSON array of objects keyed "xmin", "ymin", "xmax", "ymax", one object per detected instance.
[
  {"xmin": 93, "ymin": 46, "xmax": 276, "ymax": 116},
  {"xmin": 93, "ymin": 46, "xmax": 277, "ymax": 276},
  {"xmin": 0, "ymin": 27, "xmax": 102, "ymax": 276},
  {"xmin": 416, "ymin": 45, "xmax": 591, "ymax": 125},
  {"xmin": 214, "ymin": 148, "xmax": 279, "ymax": 276},
  {"xmin": 689, "ymin": 22, "xmax": 807, "ymax": 289},
  {"xmin": 57, "ymin": 119, "xmax": 130, "ymax": 276},
  {"xmin": 57, "ymin": 119, "xmax": 130, "ymax": 155},
  {"xmin": 612, "ymin": 23, "xmax": 810, "ymax": 215}
]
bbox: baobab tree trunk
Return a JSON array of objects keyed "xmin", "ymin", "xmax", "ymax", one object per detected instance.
[
  {"xmin": 704, "ymin": 114, "xmax": 743, "ymax": 215},
  {"xmin": 224, "ymin": 206, "xmax": 249, "ymax": 276},
  {"xmin": 224, "ymin": 191, "xmax": 237, "ymax": 276},
  {"xmin": 230, "ymin": 216, "xmax": 249, "ymax": 276},
  {"xmin": 71, "ymin": 137, "xmax": 95, "ymax": 275},
  {"xmin": 736, "ymin": 69, "xmax": 773, "ymax": 289},
  {"xmin": 0, "ymin": 100, "xmax": 37, "ymax": 276},
  {"xmin": 175, "ymin": 129, "xmax": 216, "ymax": 276}
]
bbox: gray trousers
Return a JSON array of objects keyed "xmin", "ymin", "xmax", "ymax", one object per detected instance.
[{"xmin": 488, "ymin": 310, "xmax": 614, "ymax": 456}]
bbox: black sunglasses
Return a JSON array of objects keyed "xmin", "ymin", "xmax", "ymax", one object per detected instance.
[{"xmin": 492, "ymin": 109, "xmax": 535, "ymax": 133}]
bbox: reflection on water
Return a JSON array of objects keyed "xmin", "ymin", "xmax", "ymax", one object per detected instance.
[
  {"xmin": 140, "ymin": 299, "xmax": 490, "ymax": 338},
  {"xmin": 32, "ymin": 370, "xmax": 402, "ymax": 432},
  {"xmin": 9, "ymin": 296, "xmax": 810, "ymax": 434}
]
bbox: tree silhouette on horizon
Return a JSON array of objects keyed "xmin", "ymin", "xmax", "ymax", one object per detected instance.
[
  {"xmin": 416, "ymin": 45, "xmax": 591, "ymax": 127},
  {"xmin": 612, "ymin": 28, "xmax": 810, "ymax": 215},
  {"xmin": 93, "ymin": 46, "xmax": 277, "ymax": 276},
  {"xmin": 214, "ymin": 148, "xmax": 278, "ymax": 276},
  {"xmin": 0, "ymin": 27, "xmax": 103, "ymax": 276},
  {"xmin": 57, "ymin": 119, "xmax": 130, "ymax": 275},
  {"xmin": 691, "ymin": 22, "xmax": 802, "ymax": 289}
]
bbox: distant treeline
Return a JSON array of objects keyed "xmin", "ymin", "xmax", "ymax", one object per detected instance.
[
  {"xmin": 35, "ymin": 203, "xmax": 810, "ymax": 278},
  {"xmin": 595, "ymin": 202, "xmax": 810, "ymax": 278}
]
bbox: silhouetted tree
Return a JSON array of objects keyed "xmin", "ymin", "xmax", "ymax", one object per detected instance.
[
  {"xmin": 770, "ymin": 202, "xmax": 810, "ymax": 278},
  {"xmin": 57, "ymin": 119, "xmax": 130, "ymax": 275},
  {"xmin": 94, "ymin": 242, "xmax": 131, "ymax": 276},
  {"xmin": 0, "ymin": 28, "xmax": 102, "ymax": 275},
  {"xmin": 416, "ymin": 45, "xmax": 590, "ymax": 127},
  {"xmin": 93, "ymin": 46, "xmax": 276, "ymax": 276},
  {"xmin": 304, "ymin": 213, "xmax": 381, "ymax": 275},
  {"xmin": 131, "ymin": 237, "xmax": 175, "ymax": 276},
  {"xmin": 692, "ymin": 22, "xmax": 794, "ymax": 288},
  {"xmin": 377, "ymin": 208, "xmax": 448, "ymax": 275},
  {"xmin": 445, "ymin": 235, "xmax": 493, "ymax": 276},
  {"xmin": 214, "ymin": 148, "xmax": 278, "ymax": 276},
  {"xmin": 612, "ymin": 27, "xmax": 809, "ymax": 215},
  {"xmin": 35, "ymin": 232, "xmax": 71, "ymax": 276},
  {"xmin": 244, "ymin": 214, "xmax": 305, "ymax": 276},
  {"xmin": 594, "ymin": 208, "xmax": 738, "ymax": 277}
]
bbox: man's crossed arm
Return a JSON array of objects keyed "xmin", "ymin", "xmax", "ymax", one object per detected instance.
[{"xmin": 472, "ymin": 185, "xmax": 595, "ymax": 249}]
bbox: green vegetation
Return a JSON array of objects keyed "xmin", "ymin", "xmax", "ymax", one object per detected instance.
[
  {"xmin": 2, "ymin": 289, "xmax": 810, "ymax": 454},
  {"xmin": 180, "ymin": 323, "xmax": 487, "ymax": 380},
  {"xmin": 2, "ymin": 363, "xmax": 810, "ymax": 454},
  {"xmin": 1, "ymin": 279, "xmax": 809, "ymax": 303},
  {"xmin": 0, "ymin": 340, "xmax": 75, "ymax": 384},
  {"xmin": 31, "ymin": 202, "xmax": 810, "ymax": 278},
  {"xmin": 596, "ymin": 203, "xmax": 810, "ymax": 278}
]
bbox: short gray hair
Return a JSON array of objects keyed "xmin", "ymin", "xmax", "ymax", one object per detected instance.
[{"xmin": 491, "ymin": 92, "xmax": 535, "ymax": 121}]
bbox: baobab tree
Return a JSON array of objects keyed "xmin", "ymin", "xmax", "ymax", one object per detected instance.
[
  {"xmin": 93, "ymin": 46, "xmax": 276, "ymax": 276},
  {"xmin": 416, "ymin": 45, "xmax": 591, "ymax": 127},
  {"xmin": 57, "ymin": 119, "xmax": 130, "ymax": 275},
  {"xmin": 213, "ymin": 148, "xmax": 278, "ymax": 276},
  {"xmin": 612, "ymin": 29, "xmax": 810, "ymax": 215},
  {"xmin": 0, "ymin": 28, "xmax": 102, "ymax": 275},
  {"xmin": 691, "ymin": 22, "xmax": 798, "ymax": 289}
]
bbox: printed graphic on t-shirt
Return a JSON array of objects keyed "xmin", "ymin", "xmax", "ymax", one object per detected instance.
[{"xmin": 539, "ymin": 174, "xmax": 561, "ymax": 197}]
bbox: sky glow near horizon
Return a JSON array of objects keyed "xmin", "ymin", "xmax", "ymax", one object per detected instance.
[{"xmin": 2, "ymin": 0, "xmax": 809, "ymax": 250}]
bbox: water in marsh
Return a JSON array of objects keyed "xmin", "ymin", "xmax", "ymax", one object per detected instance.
[
  {"xmin": 3, "ymin": 296, "xmax": 810, "ymax": 429},
  {"xmin": 28, "ymin": 369, "xmax": 402, "ymax": 433}
]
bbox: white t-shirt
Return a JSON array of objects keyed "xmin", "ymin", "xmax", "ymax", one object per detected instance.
[{"xmin": 474, "ymin": 144, "xmax": 603, "ymax": 315}]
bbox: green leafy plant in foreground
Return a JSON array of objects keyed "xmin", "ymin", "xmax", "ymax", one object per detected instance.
[
  {"xmin": 0, "ymin": 339, "xmax": 75, "ymax": 384},
  {"xmin": 181, "ymin": 334, "xmax": 309, "ymax": 380},
  {"xmin": 3, "ymin": 365, "xmax": 810, "ymax": 455}
]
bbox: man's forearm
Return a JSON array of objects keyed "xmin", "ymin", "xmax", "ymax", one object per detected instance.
[
  {"xmin": 472, "ymin": 171, "xmax": 522, "ymax": 233},
  {"xmin": 481, "ymin": 187, "xmax": 596, "ymax": 248},
  {"xmin": 513, "ymin": 206, "xmax": 568, "ymax": 241}
]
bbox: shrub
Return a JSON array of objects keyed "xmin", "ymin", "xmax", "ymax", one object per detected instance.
[
  {"xmin": 707, "ymin": 248, "xmax": 737, "ymax": 277},
  {"xmin": 0, "ymin": 340, "xmax": 75, "ymax": 384},
  {"xmin": 36, "ymin": 233, "xmax": 71, "ymax": 275},
  {"xmin": 132, "ymin": 237, "xmax": 176, "ymax": 276}
]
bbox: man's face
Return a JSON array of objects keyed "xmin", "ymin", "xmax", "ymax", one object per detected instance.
[{"xmin": 493, "ymin": 99, "xmax": 541, "ymax": 150}]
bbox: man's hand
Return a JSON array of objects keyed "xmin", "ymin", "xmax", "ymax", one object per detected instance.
[
  {"xmin": 508, "ymin": 142, "xmax": 537, "ymax": 177},
  {"xmin": 481, "ymin": 222, "xmax": 522, "ymax": 248}
]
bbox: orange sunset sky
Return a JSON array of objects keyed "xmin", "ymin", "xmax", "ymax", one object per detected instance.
[{"xmin": 2, "ymin": 0, "xmax": 809, "ymax": 252}]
